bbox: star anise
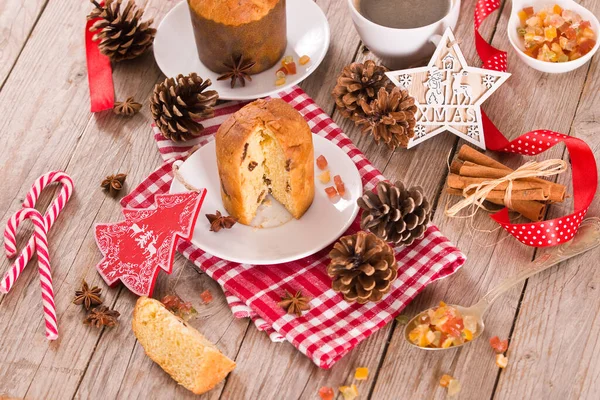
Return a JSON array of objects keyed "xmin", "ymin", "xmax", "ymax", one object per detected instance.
[
  {"xmin": 217, "ymin": 54, "xmax": 256, "ymax": 88},
  {"xmin": 113, "ymin": 96, "xmax": 142, "ymax": 116},
  {"xmin": 205, "ymin": 210, "xmax": 236, "ymax": 232},
  {"xmin": 73, "ymin": 280, "xmax": 103, "ymax": 310},
  {"xmin": 101, "ymin": 173, "xmax": 127, "ymax": 197},
  {"xmin": 83, "ymin": 305, "xmax": 120, "ymax": 328},
  {"xmin": 278, "ymin": 290, "xmax": 311, "ymax": 317}
]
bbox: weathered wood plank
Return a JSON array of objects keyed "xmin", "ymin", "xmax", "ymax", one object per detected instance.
[{"xmin": 0, "ymin": 0, "xmax": 47, "ymax": 87}]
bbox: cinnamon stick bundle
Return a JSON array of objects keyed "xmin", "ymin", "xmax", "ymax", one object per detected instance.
[{"xmin": 446, "ymin": 145, "xmax": 567, "ymax": 221}]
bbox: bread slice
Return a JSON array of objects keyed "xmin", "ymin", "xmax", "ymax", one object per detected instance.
[{"xmin": 132, "ymin": 297, "xmax": 236, "ymax": 395}]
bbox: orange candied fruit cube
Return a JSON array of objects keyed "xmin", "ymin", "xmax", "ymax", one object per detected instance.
[
  {"xmin": 439, "ymin": 374, "xmax": 453, "ymax": 388},
  {"xmin": 523, "ymin": 6, "xmax": 534, "ymax": 17},
  {"xmin": 355, "ymin": 367, "xmax": 369, "ymax": 380},
  {"xmin": 333, "ymin": 175, "xmax": 345, "ymax": 197},
  {"xmin": 518, "ymin": 10, "xmax": 528, "ymax": 23},
  {"xmin": 489, "ymin": 336, "xmax": 508, "ymax": 353},
  {"xmin": 316, "ymin": 155, "xmax": 328, "ymax": 170},
  {"xmin": 324, "ymin": 186, "xmax": 338, "ymax": 198},
  {"xmin": 276, "ymin": 67, "xmax": 288, "ymax": 76},
  {"xmin": 299, "ymin": 55, "xmax": 311, "ymax": 65},
  {"xmin": 284, "ymin": 61, "xmax": 297, "ymax": 75},
  {"xmin": 318, "ymin": 386, "xmax": 334, "ymax": 400},
  {"xmin": 319, "ymin": 170, "xmax": 331, "ymax": 184},
  {"xmin": 200, "ymin": 289, "xmax": 213, "ymax": 304},
  {"xmin": 553, "ymin": 4, "xmax": 563, "ymax": 15}
]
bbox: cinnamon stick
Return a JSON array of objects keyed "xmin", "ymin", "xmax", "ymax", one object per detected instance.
[
  {"xmin": 446, "ymin": 188, "xmax": 546, "ymax": 221},
  {"xmin": 447, "ymin": 174, "xmax": 546, "ymax": 192},
  {"xmin": 457, "ymin": 145, "xmax": 511, "ymax": 171},
  {"xmin": 450, "ymin": 160, "xmax": 463, "ymax": 174}
]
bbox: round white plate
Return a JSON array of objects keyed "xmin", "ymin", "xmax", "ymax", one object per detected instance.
[
  {"xmin": 170, "ymin": 135, "xmax": 362, "ymax": 265},
  {"xmin": 154, "ymin": 0, "xmax": 331, "ymax": 100}
]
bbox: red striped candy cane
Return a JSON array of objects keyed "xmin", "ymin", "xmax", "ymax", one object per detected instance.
[
  {"xmin": 2, "ymin": 171, "xmax": 74, "ymax": 293},
  {"xmin": 8, "ymin": 208, "xmax": 58, "ymax": 340}
]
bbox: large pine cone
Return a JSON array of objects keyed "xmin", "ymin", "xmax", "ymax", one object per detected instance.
[
  {"xmin": 88, "ymin": 0, "xmax": 156, "ymax": 62},
  {"xmin": 355, "ymin": 87, "xmax": 417, "ymax": 150},
  {"xmin": 358, "ymin": 181, "xmax": 431, "ymax": 246},
  {"xmin": 150, "ymin": 73, "xmax": 219, "ymax": 142},
  {"xmin": 332, "ymin": 60, "xmax": 394, "ymax": 119},
  {"xmin": 327, "ymin": 231, "xmax": 397, "ymax": 304}
]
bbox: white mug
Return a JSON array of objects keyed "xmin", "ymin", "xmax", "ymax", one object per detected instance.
[{"xmin": 347, "ymin": 0, "xmax": 462, "ymax": 69}]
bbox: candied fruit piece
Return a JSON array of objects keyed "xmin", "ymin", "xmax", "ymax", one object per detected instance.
[
  {"xmin": 462, "ymin": 329, "xmax": 473, "ymax": 341},
  {"xmin": 564, "ymin": 27, "xmax": 577, "ymax": 40},
  {"xmin": 324, "ymin": 186, "xmax": 338, "ymax": 198},
  {"xmin": 448, "ymin": 378, "xmax": 461, "ymax": 396},
  {"xmin": 553, "ymin": 5, "xmax": 562, "ymax": 15},
  {"xmin": 582, "ymin": 27, "xmax": 596, "ymax": 40},
  {"xmin": 275, "ymin": 77, "xmax": 286, "ymax": 86},
  {"xmin": 355, "ymin": 367, "xmax": 369, "ymax": 380},
  {"xmin": 526, "ymin": 16, "xmax": 541, "ymax": 27},
  {"xmin": 319, "ymin": 170, "xmax": 331, "ymax": 184},
  {"xmin": 489, "ymin": 336, "xmax": 509, "ymax": 354},
  {"xmin": 440, "ymin": 317, "xmax": 464, "ymax": 337},
  {"xmin": 518, "ymin": 10, "xmax": 528, "ymax": 23},
  {"xmin": 299, "ymin": 55, "xmax": 311, "ymax": 65},
  {"xmin": 562, "ymin": 9, "xmax": 582, "ymax": 24},
  {"xmin": 580, "ymin": 39, "xmax": 596, "ymax": 55},
  {"xmin": 318, "ymin": 387, "xmax": 334, "ymax": 400},
  {"xmin": 200, "ymin": 289, "xmax": 213, "ymax": 304},
  {"xmin": 463, "ymin": 315, "xmax": 477, "ymax": 333},
  {"xmin": 339, "ymin": 384, "xmax": 359, "ymax": 400},
  {"xmin": 284, "ymin": 62, "xmax": 297, "ymax": 75},
  {"xmin": 281, "ymin": 55, "xmax": 293, "ymax": 65},
  {"xmin": 439, "ymin": 300, "xmax": 447, "ymax": 307},
  {"xmin": 441, "ymin": 337, "xmax": 454, "ymax": 348},
  {"xmin": 333, "ymin": 175, "xmax": 345, "ymax": 197},
  {"xmin": 544, "ymin": 26, "xmax": 557, "ymax": 41},
  {"xmin": 276, "ymin": 70, "xmax": 286, "ymax": 79},
  {"xmin": 316, "ymin": 155, "xmax": 328, "ymax": 170},
  {"xmin": 395, "ymin": 314, "xmax": 410, "ymax": 325},
  {"xmin": 523, "ymin": 7, "xmax": 534, "ymax": 17},
  {"xmin": 569, "ymin": 51, "xmax": 582, "ymax": 60},
  {"xmin": 439, "ymin": 374, "xmax": 453, "ymax": 388},
  {"xmin": 496, "ymin": 354, "xmax": 509, "ymax": 368}
]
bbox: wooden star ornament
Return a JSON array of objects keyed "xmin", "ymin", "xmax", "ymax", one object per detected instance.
[{"xmin": 386, "ymin": 28, "xmax": 510, "ymax": 150}]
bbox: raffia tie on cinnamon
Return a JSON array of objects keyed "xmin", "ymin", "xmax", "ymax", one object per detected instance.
[
  {"xmin": 446, "ymin": 159, "xmax": 567, "ymax": 217},
  {"xmin": 445, "ymin": 145, "xmax": 569, "ymax": 222}
]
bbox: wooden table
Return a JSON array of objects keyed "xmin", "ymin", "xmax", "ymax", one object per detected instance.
[{"xmin": 1, "ymin": 0, "xmax": 599, "ymax": 398}]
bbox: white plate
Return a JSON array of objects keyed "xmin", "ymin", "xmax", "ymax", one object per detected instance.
[
  {"xmin": 170, "ymin": 135, "xmax": 362, "ymax": 265},
  {"xmin": 154, "ymin": 0, "xmax": 331, "ymax": 100}
]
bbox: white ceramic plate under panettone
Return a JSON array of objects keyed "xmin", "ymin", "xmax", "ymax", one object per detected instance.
[
  {"xmin": 153, "ymin": 0, "xmax": 331, "ymax": 100},
  {"xmin": 169, "ymin": 135, "xmax": 362, "ymax": 265}
]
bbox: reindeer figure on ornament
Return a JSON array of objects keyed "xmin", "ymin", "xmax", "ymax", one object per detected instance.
[{"xmin": 450, "ymin": 70, "xmax": 473, "ymax": 105}]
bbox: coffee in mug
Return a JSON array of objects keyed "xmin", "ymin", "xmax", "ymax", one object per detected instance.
[{"xmin": 356, "ymin": 0, "xmax": 452, "ymax": 29}]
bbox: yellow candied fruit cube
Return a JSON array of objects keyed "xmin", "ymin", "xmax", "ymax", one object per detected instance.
[
  {"xmin": 281, "ymin": 55, "xmax": 294, "ymax": 66},
  {"xmin": 299, "ymin": 55, "xmax": 311, "ymax": 65},
  {"xmin": 518, "ymin": 10, "xmax": 528, "ymax": 23},
  {"xmin": 496, "ymin": 354, "xmax": 509, "ymax": 368},
  {"xmin": 408, "ymin": 324, "xmax": 428, "ymax": 344},
  {"xmin": 441, "ymin": 337, "xmax": 454, "ymax": 348},
  {"xmin": 339, "ymin": 384, "xmax": 359, "ymax": 400},
  {"xmin": 439, "ymin": 374, "xmax": 453, "ymax": 388},
  {"xmin": 538, "ymin": 11, "xmax": 548, "ymax": 22},
  {"xmin": 448, "ymin": 379, "xmax": 461, "ymax": 396},
  {"xmin": 582, "ymin": 27, "xmax": 596, "ymax": 40},
  {"xmin": 544, "ymin": 26, "xmax": 557, "ymax": 41},
  {"xmin": 553, "ymin": 5, "xmax": 562, "ymax": 15},
  {"xmin": 439, "ymin": 301, "xmax": 447, "ymax": 307},
  {"xmin": 524, "ymin": 32, "xmax": 536, "ymax": 42},
  {"xmin": 319, "ymin": 170, "xmax": 331, "ymax": 184},
  {"xmin": 355, "ymin": 367, "xmax": 369, "ymax": 380},
  {"xmin": 275, "ymin": 77, "xmax": 286, "ymax": 86},
  {"xmin": 462, "ymin": 329, "xmax": 473, "ymax": 341}
]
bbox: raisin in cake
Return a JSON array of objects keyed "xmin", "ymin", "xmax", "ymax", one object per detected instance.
[
  {"xmin": 215, "ymin": 98, "xmax": 315, "ymax": 225},
  {"xmin": 187, "ymin": 0, "xmax": 287, "ymax": 74}
]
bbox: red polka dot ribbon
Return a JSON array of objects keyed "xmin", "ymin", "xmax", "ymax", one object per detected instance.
[
  {"xmin": 85, "ymin": 1, "xmax": 115, "ymax": 112},
  {"xmin": 474, "ymin": 0, "xmax": 598, "ymax": 247}
]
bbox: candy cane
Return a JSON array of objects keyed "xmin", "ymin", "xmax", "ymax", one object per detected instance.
[
  {"xmin": 7, "ymin": 208, "xmax": 58, "ymax": 340},
  {"xmin": 2, "ymin": 171, "xmax": 73, "ymax": 293}
]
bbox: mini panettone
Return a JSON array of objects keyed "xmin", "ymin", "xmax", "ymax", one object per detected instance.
[
  {"xmin": 215, "ymin": 98, "xmax": 315, "ymax": 225},
  {"xmin": 187, "ymin": 0, "xmax": 287, "ymax": 75}
]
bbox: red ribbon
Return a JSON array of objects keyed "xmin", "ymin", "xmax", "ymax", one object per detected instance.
[
  {"xmin": 474, "ymin": 0, "xmax": 597, "ymax": 247},
  {"xmin": 85, "ymin": 4, "xmax": 114, "ymax": 112}
]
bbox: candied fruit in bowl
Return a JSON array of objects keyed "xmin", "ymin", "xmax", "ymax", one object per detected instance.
[{"xmin": 517, "ymin": 5, "xmax": 596, "ymax": 63}]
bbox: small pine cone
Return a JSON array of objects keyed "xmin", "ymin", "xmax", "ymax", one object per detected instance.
[
  {"xmin": 327, "ymin": 231, "xmax": 398, "ymax": 304},
  {"xmin": 331, "ymin": 60, "xmax": 395, "ymax": 119},
  {"xmin": 358, "ymin": 181, "xmax": 431, "ymax": 246},
  {"xmin": 355, "ymin": 87, "xmax": 417, "ymax": 150},
  {"xmin": 88, "ymin": 0, "xmax": 156, "ymax": 62},
  {"xmin": 150, "ymin": 73, "xmax": 219, "ymax": 142}
]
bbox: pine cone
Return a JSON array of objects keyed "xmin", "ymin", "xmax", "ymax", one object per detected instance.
[
  {"xmin": 355, "ymin": 87, "xmax": 417, "ymax": 150},
  {"xmin": 150, "ymin": 73, "xmax": 219, "ymax": 142},
  {"xmin": 332, "ymin": 60, "xmax": 394, "ymax": 119},
  {"xmin": 88, "ymin": 0, "xmax": 156, "ymax": 62},
  {"xmin": 327, "ymin": 231, "xmax": 397, "ymax": 304},
  {"xmin": 358, "ymin": 181, "xmax": 431, "ymax": 246}
]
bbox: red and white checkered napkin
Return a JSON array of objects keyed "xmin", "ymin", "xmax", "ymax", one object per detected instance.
[{"xmin": 121, "ymin": 86, "xmax": 466, "ymax": 368}]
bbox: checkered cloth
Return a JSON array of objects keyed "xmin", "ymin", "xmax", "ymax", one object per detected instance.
[{"xmin": 121, "ymin": 86, "xmax": 465, "ymax": 368}]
